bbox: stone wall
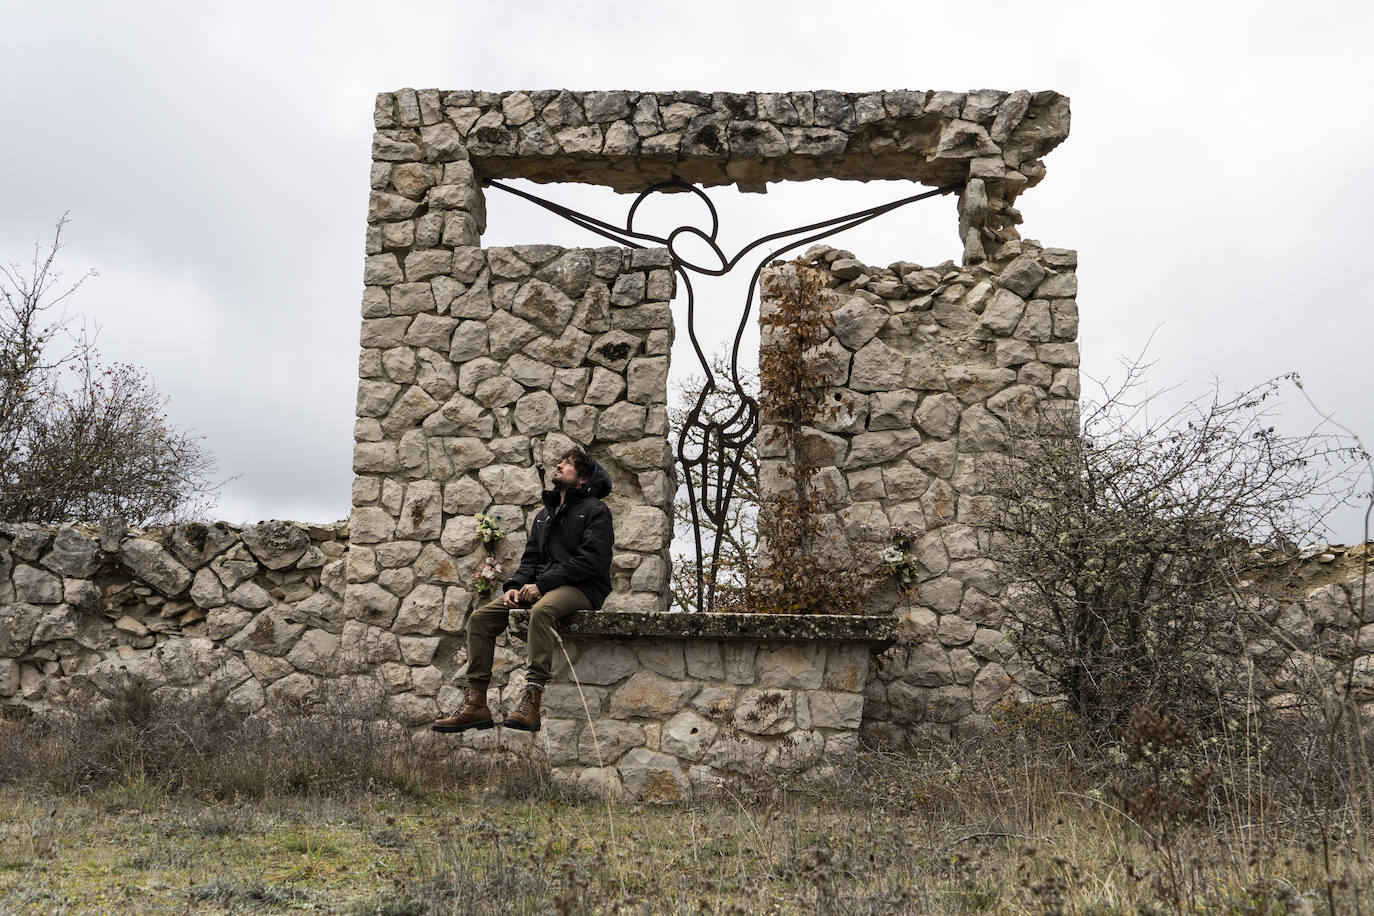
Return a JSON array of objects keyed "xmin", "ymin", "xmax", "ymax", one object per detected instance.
[
  {"xmin": 370, "ymin": 89, "xmax": 1070, "ymax": 258},
  {"xmin": 0, "ymin": 521, "xmax": 892, "ymax": 799},
  {"xmin": 351, "ymin": 244, "xmax": 676, "ymax": 630},
  {"xmin": 0, "ymin": 520, "xmax": 348, "ymax": 714},
  {"xmin": 14, "ymin": 86, "xmax": 1370, "ymax": 798},
  {"xmin": 454, "ymin": 610, "xmax": 892, "ymax": 802},
  {"xmin": 754, "ymin": 241, "xmax": 1078, "ymax": 743},
  {"xmin": 355, "ymin": 86, "xmax": 1074, "ymax": 639},
  {"xmin": 1, "ymin": 524, "xmax": 1369, "ymax": 797}
]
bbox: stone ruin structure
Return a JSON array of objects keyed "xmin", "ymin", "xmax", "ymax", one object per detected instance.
[{"xmin": 2, "ymin": 89, "xmax": 1371, "ymax": 801}]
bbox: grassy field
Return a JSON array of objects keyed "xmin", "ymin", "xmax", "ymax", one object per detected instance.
[{"xmin": 1, "ymin": 692, "xmax": 1371, "ymax": 914}]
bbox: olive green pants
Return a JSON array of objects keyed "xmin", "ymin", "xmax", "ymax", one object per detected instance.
[{"xmin": 464, "ymin": 586, "xmax": 591, "ymax": 689}]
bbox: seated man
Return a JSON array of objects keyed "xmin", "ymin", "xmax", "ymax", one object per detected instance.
[{"xmin": 432, "ymin": 447, "xmax": 614, "ymax": 734}]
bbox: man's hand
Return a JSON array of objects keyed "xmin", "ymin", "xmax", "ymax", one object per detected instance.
[
  {"xmin": 518, "ymin": 583, "xmax": 542, "ymax": 603},
  {"xmin": 501, "ymin": 588, "xmax": 521, "ymax": 607}
]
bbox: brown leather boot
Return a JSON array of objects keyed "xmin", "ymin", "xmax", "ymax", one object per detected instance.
[
  {"xmin": 503, "ymin": 685, "xmax": 543, "ymax": 732},
  {"xmin": 431, "ymin": 687, "xmax": 494, "ymax": 733}
]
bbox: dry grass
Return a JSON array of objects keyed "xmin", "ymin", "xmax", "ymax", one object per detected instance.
[{"xmin": 0, "ymin": 684, "xmax": 1371, "ymax": 913}]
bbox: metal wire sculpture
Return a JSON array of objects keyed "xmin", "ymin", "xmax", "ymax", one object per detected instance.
[{"xmin": 483, "ymin": 177, "xmax": 962, "ymax": 611}]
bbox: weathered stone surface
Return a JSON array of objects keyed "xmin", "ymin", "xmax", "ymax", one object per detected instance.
[
  {"xmin": 733, "ymin": 688, "xmax": 794, "ymax": 735},
  {"xmin": 999, "ymin": 254, "xmax": 1048, "ymax": 297},
  {"xmin": 958, "ymin": 405, "xmax": 1007, "ymax": 452},
  {"xmin": 206, "ymin": 605, "xmax": 253, "ymax": 641},
  {"xmin": 120, "ymin": 540, "xmax": 192, "ymax": 597},
  {"xmin": 189, "ymin": 567, "xmax": 226, "ymax": 609},
  {"xmin": 823, "ymin": 643, "xmax": 870, "ymax": 692},
  {"xmin": 608, "ymin": 669, "xmax": 696, "ymax": 717},
  {"xmin": 283, "ymin": 628, "xmax": 340, "ymax": 674},
  {"xmin": 661, "ymin": 709, "xmax": 719, "ymax": 761},
  {"xmin": 350, "ymin": 507, "xmax": 396, "ymax": 545},
  {"xmin": 42, "ymin": 527, "xmax": 100, "ymax": 578},
  {"xmin": 395, "ymin": 583, "xmax": 444, "ymax": 634},
  {"xmin": 807, "ymin": 690, "xmax": 865, "ymax": 729},
  {"xmin": 867, "ymin": 390, "xmax": 918, "ymax": 431},
  {"xmin": 849, "ymin": 338, "xmax": 907, "ymax": 391},
  {"xmin": 228, "ymin": 610, "xmax": 306, "ymax": 657},
  {"xmin": 487, "ymin": 310, "xmax": 540, "ymax": 359},
  {"xmin": 830, "ymin": 298, "xmax": 887, "ymax": 350},
  {"xmin": 914, "ymin": 393, "xmax": 961, "ymax": 439},
  {"xmin": 571, "ymin": 642, "xmax": 639, "ymax": 685},
  {"xmin": 906, "ymin": 641, "xmax": 954, "ymax": 687},
  {"xmin": 473, "ymin": 375, "xmax": 525, "ymax": 408},
  {"xmin": 615, "ymin": 506, "xmax": 671, "ymax": 552},
  {"xmin": 346, "ymin": 583, "xmax": 402, "ymax": 627},
  {"xmin": 32, "ymin": 606, "xmax": 78, "ymax": 643},
  {"xmin": 584, "ymin": 367, "xmax": 625, "ymax": 405},
  {"xmin": 512, "ymin": 279, "xmax": 576, "ymax": 334},
  {"xmin": 845, "ymin": 430, "xmax": 920, "ymax": 468},
  {"xmin": 512, "ymin": 391, "xmax": 560, "ymax": 434},
  {"xmin": 987, "ymin": 384, "xmax": 1043, "ymax": 424},
  {"xmin": 635, "ymin": 641, "xmax": 685, "ymax": 678},
  {"xmin": 339, "ymin": 620, "xmax": 402, "ymax": 671},
  {"xmin": 290, "ymin": 590, "xmax": 345, "ymax": 632},
  {"xmin": 801, "ymin": 338, "xmax": 851, "ymax": 386},
  {"xmin": 228, "ymin": 580, "xmax": 273, "ymax": 610},
  {"xmin": 241, "ymin": 521, "xmax": 309, "ymax": 570},
  {"xmin": 971, "ymin": 663, "xmax": 1012, "ymax": 711},
  {"xmin": 571, "ymin": 719, "xmax": 643, "ymax": 765},
  {"xmin": 755, "ymin": 644, "xmax": 824, "ymax": 689},
  {"xmin": 980, "ymin": 288, "xmax": 1025, "ymax": 335},
  {"xmin": 477, "ymin": 464, "xmax": 542, "ymax": 504},
  {"xmin": 13, "ymin": 565, "xmax": 62, "ymax": 604},
  {"xmin": 626, "ymin": 357, "xmax": 669, "ymax": 404},
  {"xmin": 618, "ymin": 748, "xmax": 688, "ymax": 803},
  {"xmin": 608, "ymin": 438, "xmax": 671, "ymax": 472}
]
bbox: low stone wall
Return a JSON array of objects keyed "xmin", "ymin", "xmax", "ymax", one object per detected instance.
[
  {"xmin": 861, "ymin": 545, "xmax": 1374, "ymax": 747},
  {"xmin": 503, "ymin": 611, "xmax": 890, "ymax": 802},
  {"xmin": 0, "ymin": 520, "xmax": 349, "ymax": 713},
  {"xmin": 0, "ymin": 521, "xmax": 891, "ymax": 803},
  {"xmin": 3, "ymin": 520, "xmax": 1369, "ymax": 799}
]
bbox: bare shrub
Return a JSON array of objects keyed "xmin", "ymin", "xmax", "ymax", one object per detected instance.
[
  {"xmin": 0, "ymin": 216, "xmax": 218, "ymax": 524},
  {"xmin": 987, "ymin": 360, "xmax": 1367, "ymax": 735}
]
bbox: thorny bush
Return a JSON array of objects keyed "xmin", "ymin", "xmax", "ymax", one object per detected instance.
[{"xmin": 986, "ymin": 358, "xmax": 1367, "ymax": 736}]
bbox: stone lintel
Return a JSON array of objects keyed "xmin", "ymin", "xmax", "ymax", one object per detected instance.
[{"xmin": 375, "ymin": 88, "xmax": 1071, "ymax": 196}]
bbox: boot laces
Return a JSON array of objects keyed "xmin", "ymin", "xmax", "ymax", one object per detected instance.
[{"xmin": 516, "ymin": 687, "xmax": 537, "ymax": 716}]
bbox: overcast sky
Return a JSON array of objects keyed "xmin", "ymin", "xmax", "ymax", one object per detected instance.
[{"xmin": 2, "ymin": 0, "xmax": 1370, "ymax": 540}]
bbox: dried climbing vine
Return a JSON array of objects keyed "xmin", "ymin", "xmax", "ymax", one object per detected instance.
[{"xmin": 752, "ymin": 263, "xmax": 866, "ymax": 614}]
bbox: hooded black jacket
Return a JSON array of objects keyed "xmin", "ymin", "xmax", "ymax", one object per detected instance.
[{"xmin": 503, "ymin": 459, "xmax": 615, "ymax": 609}]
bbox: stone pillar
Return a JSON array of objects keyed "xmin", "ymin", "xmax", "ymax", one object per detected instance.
[
  {"xmin": 352, "ymin": 94, "xmax": 679, "ymax": 674},
  {"xmin": 756, "ymin": 241, "xmax": 1078, "ymax": 744}
]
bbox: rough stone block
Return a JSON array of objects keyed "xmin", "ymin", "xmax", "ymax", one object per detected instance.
[
  {"xmin": 569, "ymin": 643, "xmax": 638, "ymax": 685},
  {"xmin": 635, "ymin": 642, "xmax": 686, "ymax": 678},
  {"xmin": 617, "ymin": 748, "xmax": 688, "ymax": 804},
  {"xmin": 732, "ymin": 687, "xmax": 795, "ymax": 735},
  {"xmin": 755, "ymin": 644, "xmax": 825, "ymax": 689},
  {"xmin": 119, "ymin": 541, "xmax": 192, "ymax": 597},
  {"xmin": 571, "ymin": 720, "xmax": 642, "ymax": 767},
  {"xmin": 608, "ymin": 669, "xmax": 697, "ymax": 717}
]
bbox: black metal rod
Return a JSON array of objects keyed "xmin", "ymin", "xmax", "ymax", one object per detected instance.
[{"xmin": 482, "ymin": 177, "xmax": 963, "ymax": 611}]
